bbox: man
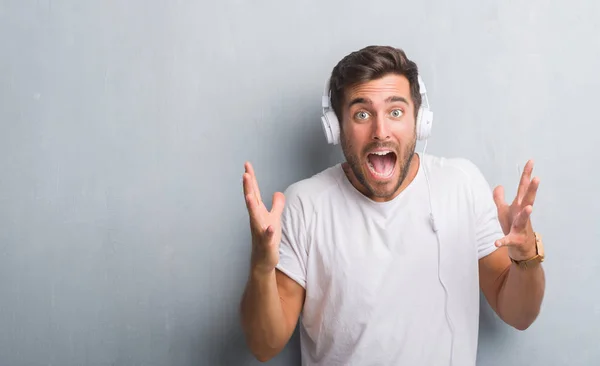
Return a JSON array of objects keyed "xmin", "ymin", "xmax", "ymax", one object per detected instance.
[{"xmin": 239, "ymin": 45, "xmax": 545, "ymax": 365}]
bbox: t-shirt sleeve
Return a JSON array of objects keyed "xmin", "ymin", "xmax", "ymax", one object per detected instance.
[
  {"xmin": 462, "ymin": 159, "xmax": 505, "ymax": 259},
  {"xmin": 275, "ymin": 188, "xmax": 309, "ymax": 289}
]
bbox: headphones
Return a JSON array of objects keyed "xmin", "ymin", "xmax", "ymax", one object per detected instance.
[{"xmin": 320, "ymin": 75, "xmax": 434, "ymax": 144}]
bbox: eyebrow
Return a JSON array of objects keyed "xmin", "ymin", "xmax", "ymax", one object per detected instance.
[{"xmin": 348, "ymin": 96, "xmax": 409, "ymax": 107}]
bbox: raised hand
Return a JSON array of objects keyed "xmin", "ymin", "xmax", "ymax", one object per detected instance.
[
  {"xmin": 243, "ymin": 162, "xmax": 285, "ymax": 275},
  {"xmin": 492, "ymin": 160, "xmax": 541, "ymax": 261}
]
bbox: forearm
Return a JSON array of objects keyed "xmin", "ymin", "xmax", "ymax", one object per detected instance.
[
  {"xmin": 240, "ymin": 269, "xmax": 289, "ymax": 360},
  {"xmin": 497, "ymin": 263, "xmax": 545, "ymax": 330}
]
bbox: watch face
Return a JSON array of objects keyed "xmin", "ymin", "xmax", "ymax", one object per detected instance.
[{"xmin": 535, "ymin": 233, "xmax": 544, "ymax": 257}]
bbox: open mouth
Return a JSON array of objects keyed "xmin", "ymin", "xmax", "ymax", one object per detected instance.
[{"xmin": 366, "ymin": 150, "xmax": 397, "ymax": 179}]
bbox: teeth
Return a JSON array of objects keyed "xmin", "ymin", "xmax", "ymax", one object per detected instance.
[{"xmin": 372, "ymin": 151, "xmax": 391, "ymax": 156}]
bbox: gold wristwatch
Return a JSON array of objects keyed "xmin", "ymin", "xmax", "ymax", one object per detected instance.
[{"xmin": 510, "ymin": 232, "xmax": 545, "ymax": 269}]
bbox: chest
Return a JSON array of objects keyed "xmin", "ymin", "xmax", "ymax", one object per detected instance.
[
  {"xmin": 302, "ymin": 193, "xmax": 476, "ymax": 312},
  {"xmin": 308, "ymin": 207, "xmax": 441, "ymax": 296}
]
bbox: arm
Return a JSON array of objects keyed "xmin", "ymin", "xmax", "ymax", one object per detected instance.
[
  {"xmin": 479, "ymin": 246, "xmax": 545, "ymax": 330},
  {"xmin": 239, "ymin": 162, "xmax": 306, "ymax": 362},
  {"xmin": 480, "ymin": 159, "xmax": 545, "ymax": 330},
  {"xmin": 240, "ymin": 269, "xmax": 305, "ymax": 361}
]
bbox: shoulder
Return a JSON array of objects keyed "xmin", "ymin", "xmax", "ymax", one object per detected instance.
[
  {"xmin": 421, "ymin": 153, "xmax": 487, "ymax": 184},
  {"xmin": 284, "ymin": 164, "xmax": 341, "ymax": 199},
  {"xmin": 420, "ymin": 153, "xmax": 494, "ymax": 206},
  {"xmin": 282, "ymin": 164, "xmax": 343, "ymax": 215},
  {"xmin": 421, "ymin": 153, "xmax": 498, "ymax": 224}
]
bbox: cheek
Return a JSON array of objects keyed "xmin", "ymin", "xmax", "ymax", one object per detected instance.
[
  {"xmin": 391, "ymin": 120, "xmax": 416, "ymax": 138},
  {"xmin": 341, "ymin": 125, "xmax": 360, "ymax": 143},
  {"xmin": 345, "ymin": 123, "xmax": 372, "ymax": 142},
  {"xmin": 394, "ymin": 118, "xmax": 415, "ymax": 131}
]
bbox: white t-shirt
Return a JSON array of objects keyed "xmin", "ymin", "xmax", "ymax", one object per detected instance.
[{"xmin": 276, "ymin": 153, "xmax": 504, "ymax": 366}]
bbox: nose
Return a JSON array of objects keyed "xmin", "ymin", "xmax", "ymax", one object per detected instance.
[{"xmin": 372, "ymin": 114, "xmax": 390, "ymax": 141}]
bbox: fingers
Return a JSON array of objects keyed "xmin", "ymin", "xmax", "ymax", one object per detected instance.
[
  {"xmin": 242, "ymin": 172, "xmax": 260, "ymax": 213},
  {"xmin": 493, "ymin": 185, "xmax": 506, "ymax": 209},
  {"xmin": 271, "ymin": 192, "xmax": 286, "ymax": 217},
  {"xmin": 494, "ymin": 234, "xmax": 529, "ymax": 248},
  {"xmin": 244, "ymin": 189, "xmax": 265, "ymax": 230},
  {"xmin": 243, "ymin": 169, "xmax": 265, "ymax": 230},
  {"xmin": 242, "ymin": 172, "xmax": 254, "ymax": 199},
  {"xmin": 494, "ymin": 205, "xmax": 533, "ymax": 248},
  {"xmin": 264, "ymin": 225, "xmax": 278, "ymax": 244},
  {"xmin": 522, "ymin": 176, "xmax": 540, "ymax": 207},
  {"xmin": 512, "ymin": 205, "xmax": 533, "ymax": 230},
  {"xmin": 495, "ymin": 235, "xmax": 513, "ymax": 248},
  {"xmin": 494, "ymin": 230, "xmax": 528, "ymax": 248},
  {"xmin": 242, "ymin": 162, "xmax": 286, "ymax": 237},
  {"xmin": 245, "ymin": 162, "xmax": 262, "ymax": 205},
  {"xmin": 516, "ymin": 160, "xmax": 534, "ymax": 203},
  {"xmin": 265, "ymin": 225, "xmax": 275, "ymax": 236}
]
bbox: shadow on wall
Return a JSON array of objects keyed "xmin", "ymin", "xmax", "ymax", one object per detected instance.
[
  {"xmin": 208, "ymin": 92, "xmax": 325, "ymax": 366},
  {"xmin": 267, "ymin": 88, "xmax": 345, "ymax": 187},
  {"xmin": 479, "ymin": 293, "xmax": 502, "ymax": 339},
  {"xmin": 478, "ymin": 292, "xmax": 516, "ymax": 346}
]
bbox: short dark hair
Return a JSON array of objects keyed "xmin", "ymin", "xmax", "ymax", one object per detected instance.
[{"xmin": 328, "ymin": 45, "xmax": 422, "ymax": 122}]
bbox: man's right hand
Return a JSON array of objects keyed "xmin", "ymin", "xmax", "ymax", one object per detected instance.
[
  {"xmin": 243, "ymin": 162, "xmax": 285, "ymax": 275},
  {"xmin": 240, "ymin": 162, "xmax": 305, "ymax": 362}
]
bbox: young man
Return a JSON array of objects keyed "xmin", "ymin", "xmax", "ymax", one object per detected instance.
[{"xmin": 240, "ymin": 45, "xmax": 546, "ymax": 365}]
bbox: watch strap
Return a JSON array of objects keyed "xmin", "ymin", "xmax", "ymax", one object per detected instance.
[{"xmin": 510, "ymin": 232, "xmax": 544, "ymax": 269}]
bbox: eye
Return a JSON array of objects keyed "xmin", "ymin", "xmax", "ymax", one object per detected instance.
[
  {"xmin": 391, "ymin": 109, "xmax": 404, "ymax": 118},
  {"xmin": 355, "ymin": 111, "xmax": 370, "ymax": 120}
]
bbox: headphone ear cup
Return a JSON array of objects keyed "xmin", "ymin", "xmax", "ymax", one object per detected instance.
[
  {"xmin": 416, "ymin": 107, "xmax": 423, "ymax": 140},
  {"xmin": 321, "ymin": 114, "xmax": 334, "ymax": 144},
  {"xmin": 321, "ymin": 110, "xmax": 340, "ymax": 145},
  {"xmin": 416, "ymin": 107, "xmax": 433, "ymax": 141}
]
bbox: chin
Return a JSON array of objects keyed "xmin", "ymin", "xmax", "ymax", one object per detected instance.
[
  {"xmin": 341, "ymin": 139, "xmax": 415, "ymax": 201},
  {"xmin": 362, "ymin": 161, "xmax": 402, "ymax": 198},
  {"xmin": 364, "ymin": 148, "xmax": 415, "ymax": 199}
]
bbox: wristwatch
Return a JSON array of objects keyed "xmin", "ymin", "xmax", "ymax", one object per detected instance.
[{"xmin": 511, "ymin": 232, "xmax": 545, "ymax": 269}]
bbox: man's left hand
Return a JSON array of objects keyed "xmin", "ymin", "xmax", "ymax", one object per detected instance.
[{"xmin": 492, "ymin": 160, "xmax": 541, "ymax": 261}]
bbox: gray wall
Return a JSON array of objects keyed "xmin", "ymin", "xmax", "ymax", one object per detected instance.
[{"xmin": 1, "ymin": 1, "xmax": 598, "ymax": 365}]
